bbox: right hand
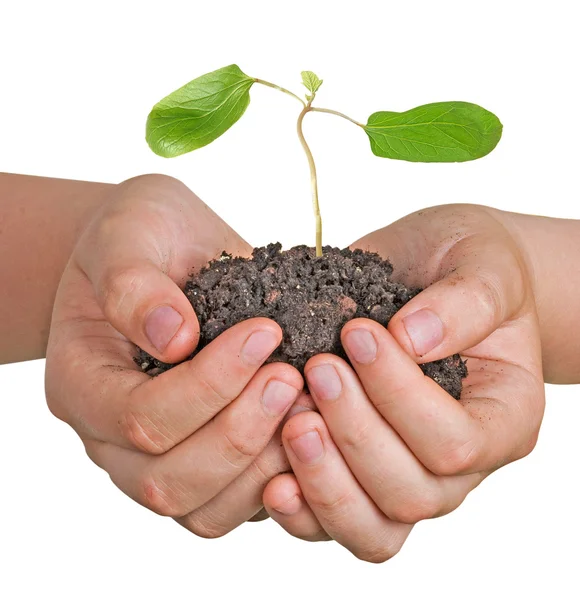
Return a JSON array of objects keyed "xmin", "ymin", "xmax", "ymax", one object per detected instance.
[{"xmin": 45, "ymin": 174, "xmax": 304, "ymax": 537}]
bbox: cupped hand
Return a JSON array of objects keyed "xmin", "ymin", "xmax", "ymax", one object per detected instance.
[
  {"xmin": 261, "ymin": 204, "xmax": 545, "ymax": 562},
  {"xmin": 45, "ymin": 174, "xmax": 304, "ymax": 537}
]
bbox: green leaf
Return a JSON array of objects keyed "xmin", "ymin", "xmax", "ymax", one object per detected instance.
[
  {"xmin": 146, "ymin": 64, "xmax": 255, "ymax": 158},
  {"xmin": 301, "ymin": 71, "xmax": 323, "ymax": 94},
  {"xmin": 364, "ymin": 102, "xmax": 502, "ymax": 162}
]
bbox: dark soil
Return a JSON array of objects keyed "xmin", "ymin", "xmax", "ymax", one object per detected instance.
[{"xmin": 136, "ymin": 243, "xmax": 467, "ymax": 399}]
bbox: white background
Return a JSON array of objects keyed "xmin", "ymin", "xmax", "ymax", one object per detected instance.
[{"xmin": 1, "ymin": 1, "xmax": 579, "ymax": 598}]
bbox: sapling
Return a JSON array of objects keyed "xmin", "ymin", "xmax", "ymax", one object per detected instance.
[
  {"xmin": 145, "ymin": 65, "xmax": 502, "ymax": 256},
  {"xmin": 139, "ymin": 65, "xmax": 503, "ymax": 397}
]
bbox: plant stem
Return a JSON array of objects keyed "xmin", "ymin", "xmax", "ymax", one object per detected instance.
[
  {"xmin": 296, "ymin": 102, "xmax": 323, "ymax": 257},
  {"xmin": 254, "ymin": 79, "xmax": 362, "ymax": 257},
  {"xmin": 310, "ymin": 106, "xmax": 364, "ymax": 127},
  {"xmin": 254, "ymin": 78, "xmax": 306, "ymax": 107}
]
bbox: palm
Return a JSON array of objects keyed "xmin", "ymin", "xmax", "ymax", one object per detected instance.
[
  {"xmin": 46, "ymin": 176, "xmax": 298, "ymax": 538},
  {"xmin": 352, "ymin": 204, "xmax": 544, "ymax": 468},
  {"xmin": 47, "ymin": 177, "xmax": 252, "ymax": 442}
]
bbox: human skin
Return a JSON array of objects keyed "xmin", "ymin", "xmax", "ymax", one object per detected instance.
[
  {"xmin": 3, "ymin": 174, "xmax": 580, "ymax": 558},
  {"xmin": 500, "ymin": 211, "xmax": 580, "ymax": 384},
  {"xmin": 0, "ymin": 173, "xmax": 112, "ymax": 363},
  {"xmin": 44, "ymin": 174, "xmax": 313, "ymax": 535},
  {"xmin": 4, "ymin": 174, "xmax": 576, "ymax": 381},
  {"xmin": 261, "ymin": 205, "xmax": 580, "ymax": 561}
]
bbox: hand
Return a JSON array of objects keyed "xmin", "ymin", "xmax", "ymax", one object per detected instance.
[
  {"xmin": 45, "ymin": 174, "xmax": 304, "ymax": 537},
  {"xmin": 261, "ymin": 204, "xmax": 544, "ymax": 562}
]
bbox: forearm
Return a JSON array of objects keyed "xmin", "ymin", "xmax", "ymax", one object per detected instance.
[
  {"xmin": 0, "ymin": 174, "xmax": 113, "ymax": 364},
  {"xmin": 497, "ymin": 208, "xmax": 580, "ymax": 384}
]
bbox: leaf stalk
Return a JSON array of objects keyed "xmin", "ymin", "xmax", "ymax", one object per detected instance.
[
  {"xmin": 148, "ymin": 66, "xmax": 502, "ymax": 256},
  {"xmin": 254, "ymin": 78, "xmax": 306, "ymax": 107},
  {"xmin": 310, "ymin": 107, "xmax": 363, "ymax": 127}
]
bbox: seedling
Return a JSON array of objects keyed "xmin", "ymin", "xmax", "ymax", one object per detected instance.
[
  {"xmin": 140, "ymin": 65, "xmax": 497, "ymax": 394},
  {"xmin": 146, "ymin": 65, "xmax": 502, "ymax": 256}
]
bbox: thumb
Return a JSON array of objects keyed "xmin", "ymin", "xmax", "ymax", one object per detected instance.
[
  {"xmin": 387, "ymin": 231, "xmax": 527, "ymax": 362},
  {"xmin": 73, "ymin": 206, "xmax": 201, "ymax": 364},
  {"xmin": 90, "ymin": 258, "xmax": 199, "ymax": 364}
]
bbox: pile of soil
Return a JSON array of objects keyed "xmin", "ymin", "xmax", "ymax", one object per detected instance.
[{"xmin": 136, "ymin": 243, "xmax": 467, "ymax": 399}]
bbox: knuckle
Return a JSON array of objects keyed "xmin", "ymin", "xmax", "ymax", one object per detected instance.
[
  {"xmin": 188, "ymin": 374, "xmax": 230, "ymax": 419},
  {"xmin": 298, "ymin": 528, "xmax": 331, "ymax": 543},
  {"xmin": 92, "ymin": 208, "xmax": 125, "ymax": 244},
  {"xmin": 470, "ymin": 273, "xmax": 505, "ymax": 323},
  {"xmin": 517, "ymin": 429, "xmax": 540, "ymax": 460},
  {"xmin": 119, "ymin": 408, "xmax": 168, "ymax": 454},
  {"xmin": 249, "ymin": 447, "xmax": 290, "ymax": 485},
  {"xmin": 45, "ymin": 386, "xmax": 66, "ymax": 422},
  {"xmin": 386, "ymin": 489, "xmax": 442, "ymax": 524},
  {"xmin": 124, "ymin": 173, "xmax": 180, "ymax": 190},
  {"xmin": 186, "ymin": 518, "xmax": 228, "ymax": 539},
  {"xmin": 101, "ymin": 266, "xmax": 144, "ymax": 321},
  {"xmin": 357, "ymin": 548, "xmax": 394, "ymax": 564},
  {"xmin": 247, "ymin": 456, "xmax": 274, "ymax": 484},
  {"xmin": 220, "ymin": 424, "xmax": 264, "ymax": 466},
  {"xmin": 140, "ymin": 473, "xmax": 185, "ymax": 518},
  {"xmin": 83, "ymin": 443, "xmax": 101, "ymax": 468},
  {"xmin": 356, "ymin": 529, "xmax": 405, "ymax": 564},
  {"xmin": 310, "ymin": 489, "xmax": 354, "ymax": 521},
  {"xmin": 184, "ymin": 508, "xmax": 231, "ymax": 539},
  {"xmin": 44, "ymin": 343, "xmax": 82, "ymax": 425},
  {"xmin": 356, "ymin": 540, "xmax": 399, "ymax": 564},
  {"xmin": 338, "ymin": 421, "xmax": 371, "ymax": 452},
  {"xmin": 429, "ymin": 438, "xmax": 479, "ymax": 476}
]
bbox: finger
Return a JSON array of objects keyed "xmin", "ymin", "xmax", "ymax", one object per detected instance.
[
  {"xmin": 123, "ymin": 318, "xmax": 286, "ymax": 453},
  {"xmin": 248, "ymin": 508, "xmax": 270, "ymax": 522},
  {"xmin": 53, "ymin": 316, "xmax": 284, "ymax": 454},
  {"xmin": 281, "ymin": 411, "xmax": 412, "ymax": 563},
  {"xmin": 280, "ymin": 390, "xmax": 318, "ymax": 427},
  {"xmin": 85, "ymin": 362, "xmax": 302, "ymax": 517},
  {"xmin": 351, "ymin": 206, "xmax": 527, "ymax": 363},
  {"xmin": 305, "ymin": 353, "xmax": 485, "ymax": 523},
  {"xmin": 350, "ymin": 205, "xmax": 482, "ymax": 287},
  {"xmin": 390, "ymin": 233, "xmax": 526, "ymax": 362},
  {"xmin": 263, "ymin": 474, "xmax": 331, "ymax": 542},
  {"xmin": 176, "ymin": 433, "xmax": 289, "ymax": 537},
  {"xmin": 74, "ymin": 175, "xmax": 251, "ymax": 364},
  {"xmin": 75, "ymin": 210, "xmax": 198, "ymax": 365},
  {"xmin": 341, "ymin": 318, "xmax": 540, "ymax": 475}
]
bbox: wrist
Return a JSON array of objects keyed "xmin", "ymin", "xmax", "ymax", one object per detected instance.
[
  {"xmin": 485, "ymin": 207, "xmax": 580, "ymax": 383},
  {"xmin": 483, "ymin": 207, "xmax": 540, "ymax": 307},
  {"xmin": 0, "ymin": 175, "xmax": 115, "ymax": 363}
]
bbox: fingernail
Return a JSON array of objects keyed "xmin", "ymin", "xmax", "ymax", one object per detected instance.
[
  {"xmin": 289, "ymin": 430, "xmax": 324, "ymax": 464},
  {"xmin": 307, "ymin": 364, "xmax": 342, "ymax": 401},
  {"xmin": 145, "ymin": 305, "xmax": 183, "ymax": 352},
  {"xmin": 262, "ymin": 380, "xmax": 300, "ymax": 417},
  {"xmin": 273, "ymin": 494, "xmax": 301, "ymax": 516},
  {"xmin": 241, "ymin": 330, "xmax": 279, "ymax": 365},
  {"xmin": 343, "ymin": 329, "xmax": 377, "ymax": 364},
  {"xmin": 402, "ymin": 309, "xmax": 444, "ymax": 356}
]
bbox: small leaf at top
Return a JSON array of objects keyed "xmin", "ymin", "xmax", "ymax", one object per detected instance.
[
  {"xmin": 146, "ymin": 64, "xmax": 255, "ymax": 158},
  {"xmin": 301, "ymin": 71, "xmax": 323, "ymax": 94},
  {"xmin": 364, "ymin": 101, "xmax": 502, "ymax": 162}
]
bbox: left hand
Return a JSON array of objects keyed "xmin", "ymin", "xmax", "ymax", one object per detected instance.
[{"xmin": 260, "ymin": 204, "xmax": 545, "ymax": 562}]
